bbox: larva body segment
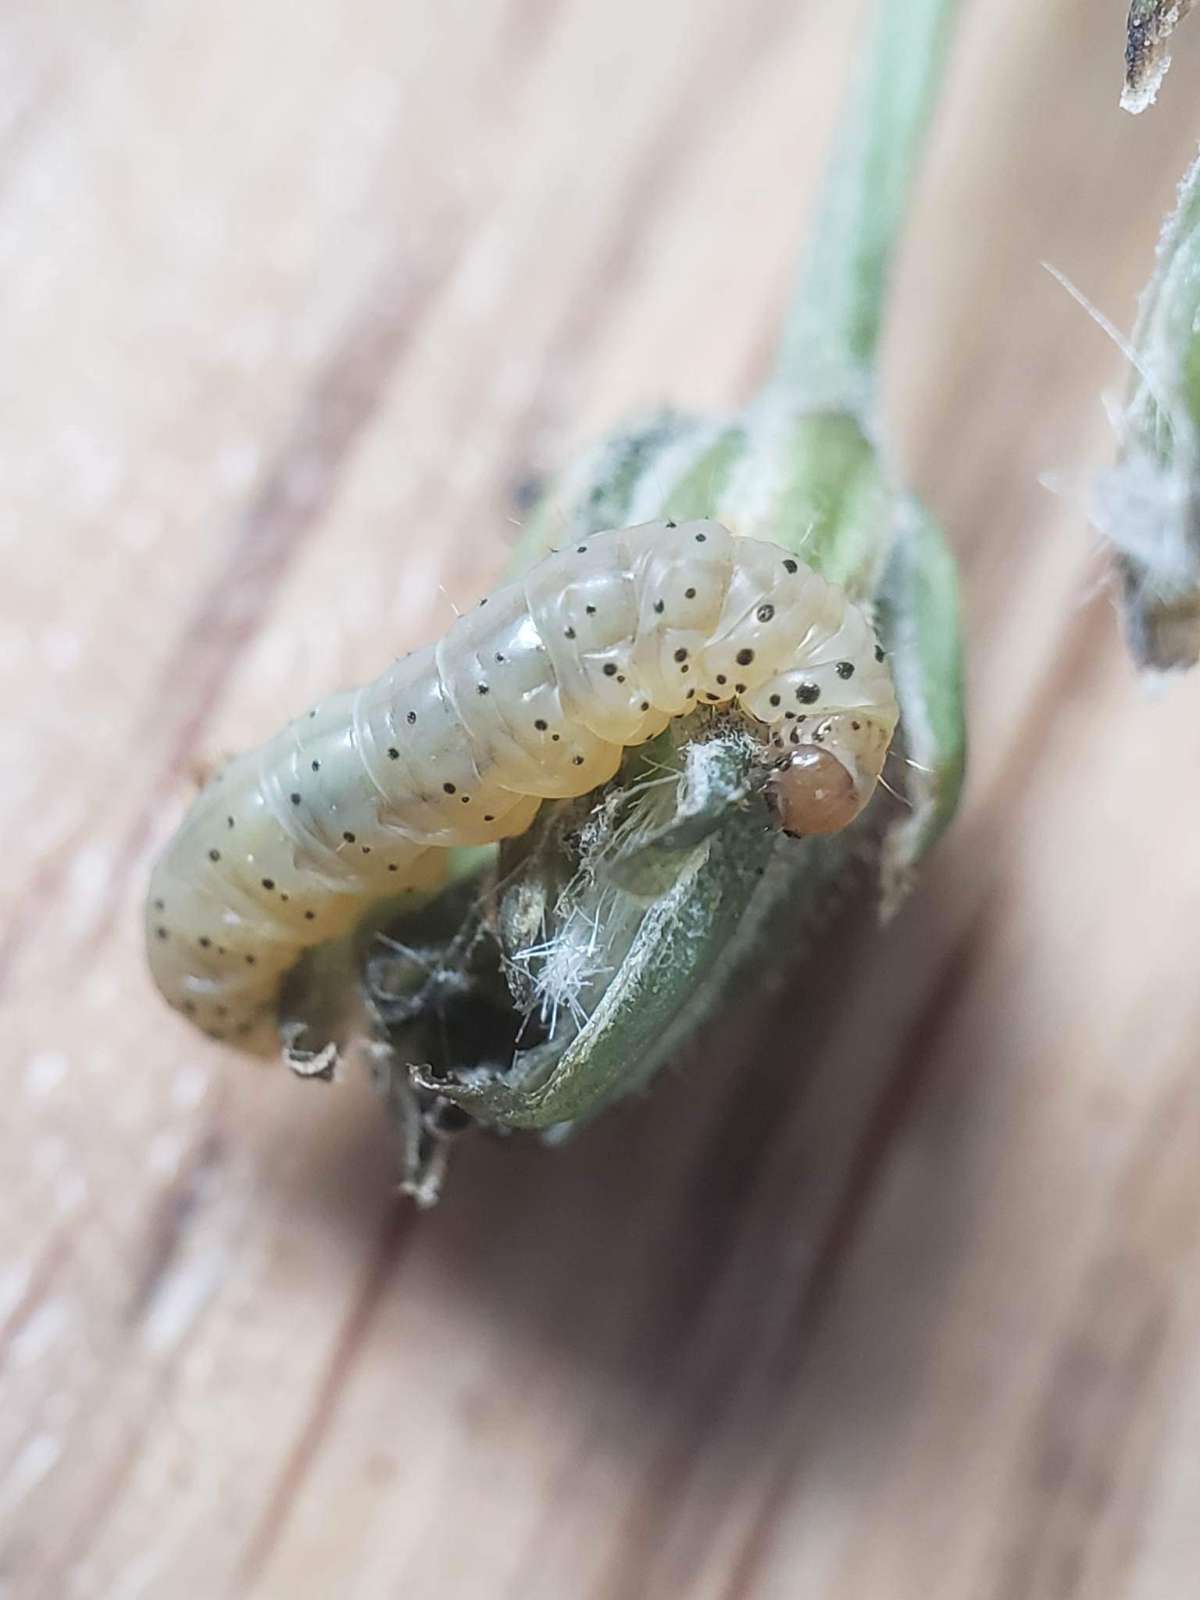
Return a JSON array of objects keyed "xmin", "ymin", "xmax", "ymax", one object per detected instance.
[{"xmin": 146, "ymin": 520, "xmax": 898, "ymax": 1043}]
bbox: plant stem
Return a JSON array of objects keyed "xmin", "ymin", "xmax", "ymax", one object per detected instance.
[{"xmin": 775, "ymin": 0, "xmax": 962, "ymax": 408}]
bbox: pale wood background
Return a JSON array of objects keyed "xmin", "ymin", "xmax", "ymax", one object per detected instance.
[{"xmin": 4, "ymin": 2, "xmax": 1200, "ymax": 1596}]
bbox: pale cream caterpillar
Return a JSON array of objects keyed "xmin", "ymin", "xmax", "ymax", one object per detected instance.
[{"xmin": 146, "ymin": 519, "xmax": 898, "ymax": 1043}]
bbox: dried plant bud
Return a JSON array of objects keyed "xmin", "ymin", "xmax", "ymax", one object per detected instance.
[{"xmin": 1123, "ymin": 1, "xmax": 1196, "ymax": 113}]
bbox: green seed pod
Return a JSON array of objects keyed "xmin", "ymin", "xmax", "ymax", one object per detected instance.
[{"xmin": 1095, "ymin": 151, "xmax": 1200, "ymax": 670}]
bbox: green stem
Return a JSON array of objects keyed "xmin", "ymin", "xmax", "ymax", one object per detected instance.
[{"xmin": 775, "ymin": 0, "xmax": 962, "ymax": 406}]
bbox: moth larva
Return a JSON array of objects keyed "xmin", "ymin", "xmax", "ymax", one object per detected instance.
[{"xmin": 146, "ymin": 520, "xmax": 898, "ymax": 1044}]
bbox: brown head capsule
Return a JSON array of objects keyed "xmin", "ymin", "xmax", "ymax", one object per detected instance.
[
  {"xmin": 765, "ymin": 712, "xmax": 894, "ymax": 838},
  {"xmin": 767, "ymin": 747, "xmax": 864, "ymax": 836}
]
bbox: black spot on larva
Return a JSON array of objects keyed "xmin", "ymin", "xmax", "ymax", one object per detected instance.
[
  {"xmin": 603, "ymin": 663, "xmax": 618, "ymax": 677},
  {"xmin": 290, "ymin": 792, "xmax": 301, "ymax": 805},
  {"xmin": 769, "ymin": 693, "xmax": 781, "ymax": 707},
  {"xmin": 477, "ymin": 683, "xmax": 490, "ymax": 696},
  {"xmin": 640, "ymin": 701, "xmax": 650, "ymax": 711},
  {"xmin": 577, "ymin": 545, "xmax": 589, "ymax": 554},
  {"xmin": 851, "ymin": 720, "xmax": 862, "ymax": 731},
  {"xmin": 261, "ymin": 877, "xmax": 275, "ymax": 890},
  {"xmin": 387, "ymin": 862, "xmax": 399, "ymax": 872},
  {"xmin": 685, "ymin": 688, "xmax": 695, "ymax": 700},
  {"xmin": 484, "ymin": 813, "xmax": 495, "ymax": 822},
  {"xmin": 572, "ymin": 755, "xmax": 585, "ymax": 766},
  {"xmin": 716, "ymin": 674, "xmax": 727, "ymax": 686},
  {"xmin": 736, "ymin": 648, "xmax": 755, "ymax": 666},
  {"xmin": 735, "ymin": 683, "xmax": 747, "ymax": 694},
  {"xmin": 406, "ymin": 710, "xmax": 417, "ymax": 724},
  {"xmin": 343, "ymin": 831, "xmax": 356, "ymax": 843},
  {"xmin": 245, "ymin": 954, "xmax": 256, "ymax": 965},
  {"xmin": 796, "ymin": 681, "xmax": 820, "ymax": 704},
  {"xmin": 674, "ymin": 647, "xmax": 688, "ymax": 662},
  {"xmin": 443, "ymin": 782, "xmax": 456, "ymax": 795},
  {"xmin": 707, "ymin": 692, "xmax": 720, "ymax": 701},
  {"xmin": 784, "ymin": 710, "xmax": 796, "ymax": 720},
  {"xmin": 585, "ymin": 605, "xmax": 596, "ymax": 615},
  {"xmin": 534, "ymin": 718, "xmax": 548, "ymax": 731},
  {"xmin": 552, "ymin": 732, "xmax": 560, "ymax": 741},
  {"xmin": 308, "ymin": 708, "xmax": 317, "ymax": 718},
  {"xmin": 875, "ymin": 644, "xmax": 885, "ymax": 662},
  {"xmin": 387, "ymin": 747, "xmax": 399, "ymax": 760},
  {"xmin": 226, "ymin": 816, "xmax": 235, "ymax": 829},
  {"xmin": 479, "ymin": 597, "xmax": 488, "ymax": 607},
  {"xmin": 695, "ymin": 532, "xmax": 706, "ymax": 542},
  {"xmin": 564, "ymin": 628, "xmax": 576, "ymax": 640},
  {"xmin": 153, "ymin": 898, "xmax": 165, "ymax": 912},
  {"xmin": 783, "ymin": 558, "xmax": 798, "ymax": 574},
  {"xmin": 653, "ymin": 600, "xmax": 665, "ymax": 615},
  {"xmin": 460, "ymin": 795, "xmax": 471, "ymax": 805},
  {"xmin": 681, "ymin": 664, "xmax": 690, "ymax": 675},
  {"xmin": 156, "ymin": 926, "xmax": 168, "ymax": 940},
  {"xmin": 757, "ymin": 604, "xmax": 775, "ymax": 623},
  {"xmin": 208, "ymin": 848, "xmax": 221, "ymax": 862},
  {"xmin": 836, "ymin": 660, "xmax": 855, "ymax": 679},
  {"xmin": 311, "ymin": 759, "xmax": 320, "ymax": 771},
  {"xmin": 495, "ymin": 652, "xmax": 505, "ymax": 662},
  {"xmin": 199, "ymin": 936, "xmax": 211, "ymax": 949},
  {"xmin": 617, "ymin": 674, "xmax": 626, "ymax": 683},
  {"xmin": 685, "ymin": 587, "xmax": 696, "ymax": 599},
  {"xmin": 305, "ymin": 910, "xmax": 316, "ymax": 920}
]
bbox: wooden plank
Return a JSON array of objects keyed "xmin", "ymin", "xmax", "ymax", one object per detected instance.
[{"xmin": 4, "ymin": 0, "xmax": 1200, "ymax": 1596}]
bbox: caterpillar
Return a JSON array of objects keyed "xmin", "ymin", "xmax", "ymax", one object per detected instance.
[{"xmin": 146, "ymin": 519, "xmax": 898, "ymax": 1045}]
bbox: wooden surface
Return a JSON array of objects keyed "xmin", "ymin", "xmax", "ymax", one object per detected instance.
[{"xmin": 5, "ymin": 2, "xmax": 1200, "ymax": 1596}]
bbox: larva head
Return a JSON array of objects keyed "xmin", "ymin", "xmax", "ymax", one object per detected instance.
[{"xmin": 766, "ymin": 713, "xmax": 895, "ymax": 838}]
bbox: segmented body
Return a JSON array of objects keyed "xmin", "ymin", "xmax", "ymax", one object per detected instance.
[{"xmin": 146, "ymin": 520, "xmax": 897, "ymax": 1043}]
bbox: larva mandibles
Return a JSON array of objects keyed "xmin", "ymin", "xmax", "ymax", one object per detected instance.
[{"xmin": 146, "ymin": 519, "xmax": 898, "ymax": 1044}]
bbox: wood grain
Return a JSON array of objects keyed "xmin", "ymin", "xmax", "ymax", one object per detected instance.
[{"xmin": 4, "ymin": 1, "xmax": 1200, "ymax": 1596}]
